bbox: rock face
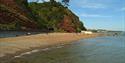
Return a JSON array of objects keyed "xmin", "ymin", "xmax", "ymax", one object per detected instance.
[
  {"xmin": 0, "ymin": 0, "xmax": 86, "ymax": 32},
  {"xmin": 0, "ymin": 0, "xmax": 37, "ymax": 30}
]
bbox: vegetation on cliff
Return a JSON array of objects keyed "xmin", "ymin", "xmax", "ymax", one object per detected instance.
[{"xmin": 0, "ymin": 0, "xmax": 86, "ymax": 32}]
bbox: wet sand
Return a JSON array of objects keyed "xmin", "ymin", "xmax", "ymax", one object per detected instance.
[{"xmin": 0, "ymin": 33, "xmax": 105, "ymax": 58}]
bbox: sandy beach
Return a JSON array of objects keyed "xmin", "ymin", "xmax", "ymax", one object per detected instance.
[{"xmin": 0, "ymin": 33, "xmax": 105, "ymax": 58}]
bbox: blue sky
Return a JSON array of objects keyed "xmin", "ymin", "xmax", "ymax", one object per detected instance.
[{"xmin": 28, "ymin": 0, "xmax": 125, "ymax": 31}]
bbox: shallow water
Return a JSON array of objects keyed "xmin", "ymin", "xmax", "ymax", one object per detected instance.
[{"xmin": 2, "ymin": 35, "xmax": 125, "ymax": 63}]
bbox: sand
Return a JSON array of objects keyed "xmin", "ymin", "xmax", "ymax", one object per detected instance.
[{"xmin": 0, "ymin": 33, "xmax": 104, "ymax": 58}]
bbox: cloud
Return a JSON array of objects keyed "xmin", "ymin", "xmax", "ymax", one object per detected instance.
[
  {"xmin": 73, "ymin": 0, "xmax": 107, "ymax": 9},
  {"xmin": 80, "ymin": 13, "xmax": 111, "ymax": 17},
  {"xmin": 121, "ymin": 7, "xmax": 125, "ymax": 11},
  {"xmin": 81, "ymin": 3, "xmax": 106, "ymax": 9}
]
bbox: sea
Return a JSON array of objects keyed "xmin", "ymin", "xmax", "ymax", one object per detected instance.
[{"xmin": 1, "ymin": 32, "xmax": 125, "ymax": 63}]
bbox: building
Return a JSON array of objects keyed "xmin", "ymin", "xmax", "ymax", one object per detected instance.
[{"xmin": 81, "ymin": 31, "xmax": 93, "ymax": 34}]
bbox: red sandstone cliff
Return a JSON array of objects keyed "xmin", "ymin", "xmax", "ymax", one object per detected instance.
[{"xmin": 0, "ymin": 0, "xmax": 37, "ymax": 30}]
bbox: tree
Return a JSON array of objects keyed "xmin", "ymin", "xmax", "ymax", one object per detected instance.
[
  {"xmin": 62, "ymin": 0, "xmax": 70, "ymax": 7},
  {"xmin": 50, "ymin": 0, "xmax": 55, "ymax": 2}
]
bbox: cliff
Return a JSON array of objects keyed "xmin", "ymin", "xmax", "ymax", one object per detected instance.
[
  {"xmin": 0, "ymin": 0, "xmax": 86, "ymax": 32},
  {"xmin": 29, "ymin": 2, "xmax": 86, "ymax": 32},
  {"xmin": 0, "ymin": 0, "xmax": 37, "ymax": 30}
]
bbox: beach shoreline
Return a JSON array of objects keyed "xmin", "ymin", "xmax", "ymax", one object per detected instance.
[{"xmin": 0, "ymin": 33, "xmax": 107, "ymax": 60}]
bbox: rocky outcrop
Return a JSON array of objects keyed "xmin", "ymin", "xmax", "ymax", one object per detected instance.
[
  {"xmin": 59, "ymin": 15, "xmax": 76, "ymax": 32},
  {"xmin": 0, "ymin": 0, "xmax": 37, "ymax": 30}
]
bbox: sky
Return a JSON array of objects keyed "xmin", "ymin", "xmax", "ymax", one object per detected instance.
[{"xmin": 28, "ymin": 0, "xmax": 125, "ymax": 31}]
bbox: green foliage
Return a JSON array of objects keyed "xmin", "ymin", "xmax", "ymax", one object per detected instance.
[
  {"xmin": 0, "ymin": 23, "xmax": 16, "ymax": 30},
  {"xmin": 29, "ymin": 2, "xmax": 63, "ymax": 30},
  {"xmin": 28, "ymin": 1, "xmax": 86, "ymax": 32},
  {"xmin": 62, "ymin": 0, "xmax": 70, "ymax": 7}
]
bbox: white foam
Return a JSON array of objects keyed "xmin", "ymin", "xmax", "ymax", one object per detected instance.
[
  {"xmin": 56, "ymin": 46, "xmax": 64, "ymax": 48},
  {"xmin": 13, "ymin": 45, "xmax": 65, "ymax": 58},
  {"xmin": 31, "ymin": 50, "xmax": 39, "ymax": 53},
  {"xmin": 14, "ymin": 55, "xmax": 21, "ymax": 58},
  {"xmin": 14, "ymin": 49, "xmax": 39, "ymax": 58},
  {"xmin": 41, "ymin": 48, "xmax": 50, "ymax": 51}
]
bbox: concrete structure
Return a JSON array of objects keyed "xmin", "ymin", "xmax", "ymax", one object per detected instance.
[{"xmin": 81, "ymin": 31, "xmax": 93, "ymax": 34}]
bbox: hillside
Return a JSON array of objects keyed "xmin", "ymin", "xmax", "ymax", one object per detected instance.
[
  {"xmin": 29, "ymin": 1, "xmax": 86, "ymax": 32},
  {"xmin": 0, "ymin": 0, "xmax": 37, "ymax": 30},
  {"xmin": 0, "ymin": 0, "xmax": 86, "ymax": 32}
]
